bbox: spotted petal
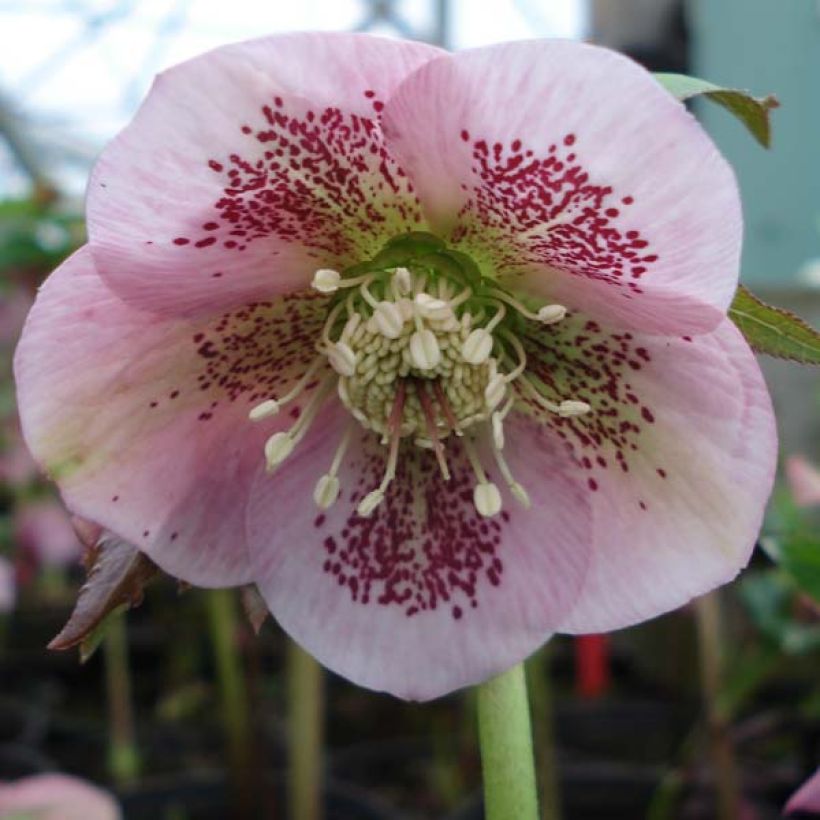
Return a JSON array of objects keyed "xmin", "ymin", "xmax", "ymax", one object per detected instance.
[
  {"xmin": 513, "ymin": 312, "xmax": 776, "ymax": 632},
  {"xmin": 14, "ymin": 246, "xmax": 326, "ymax": 585},
  {"xmin": 87, "ymin": 33, "xmax": 442, "ymax": 317},
  {"xmin": 247, "ymin": 406, "xmax": 592, "ymax": 700},
  {"xmin": 382, "ymin": 39, "xmax": 741, "ymax": 334}
]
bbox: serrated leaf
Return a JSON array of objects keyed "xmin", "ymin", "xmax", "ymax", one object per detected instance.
[
  {"xmin": 729, "ymin": 286, "xmax": 820, "ymax": 364},
  {"xmin": 239, "ymin": 584, "xmax": 269, "ymax": 634},
  {"xmin": 49, "ymin": 532, "xmax": 158, "ymax": 652},
  {"xmin": 654, "ymin": 72, "xmax": 779, "ymax": 148}
]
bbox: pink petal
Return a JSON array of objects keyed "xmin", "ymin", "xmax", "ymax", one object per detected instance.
[
  {"xmin": 87, "ymin": 33, "xmax": 441, "ymax": 317},
  {"xmin": 14, "ymin": 498, "xmax": 83, "ymax": 569},
  {"xmin": 0, "ymin": 556, "xmax": 15, "ymax": 613},
  {"xmin": 786, "ymin": 455, "xmax": 820, "ymax": 508},
  {"xmin": 786, "ymin": 768, "xmax": 820, "ymax": 816},
  {"xmin": 247, "ymin": 403, "xmax": 592, "ymax": 701},
  {"xmin": 382, "ymin": 40, "xmax": 741, "ymax": 334},
  {"xmin": 0, "ymin": 774, "xmax": 121, "ymax": 819},
  {"xmin": 14, "ymin": 247, "xmax": 324, "ymax": 586},
  {"xmin": 518, "ymin": 314, "xmax": 776, "ymax": 633}
]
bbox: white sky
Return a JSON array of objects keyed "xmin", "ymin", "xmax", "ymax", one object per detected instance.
[{"xmin": 0, "ymin": 0, "xmax": 586, "ymax": 196}]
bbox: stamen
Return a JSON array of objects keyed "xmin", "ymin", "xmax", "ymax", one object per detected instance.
[
  {"xmin": 312, "ymin": 268, "xmax": 374, "ymax": 294},
  {"xmin": 409, "ymin": 328, "xmax": 441, "ymax": 370},
  {"xmin": 484, "ymin": 372, "xmax": 507, "ymax": 411},
  {"xmin": 372, "ymin": 301, "xmax": 405, "ymax": 339},
  {"xmin": 518, "ymin": 375, "xmax": 592, "ymax": 418},
  {"xmin": 415, "ymin": 381, "xmax": 450, "ymax": 480},
  {"xmin": 491, "ymin": 397, "xmax": 515, "ymax": 450},
  {"xmin": 392, "ymin": 266, "xmax": 412, "ymax": 296},
  {"xmin": 249, "ymin": 356, "xmax": 326, "ymax": 421},
  {"xmin": 489, "ymin": 424, "xmax": 531, "ymax": 509},
  {"xmin": 486, "ymin": 287, "xmax": 567, "ymax": 325},
  {"xmin": 313, "ymin": 422, "xmax": 354, "ymax": 509},
  {"xmin": 357, "ymin": 384, "xmax": 405, "ymax": 517},
  {"xmin": 460, "ymin": 303, "xmax": 505, "ymax": 365},
  {"xmin": 462, "ymin": 436, "xmax": 502, "ymax": 517},
  {"xmin": 326, "ymin": 341, "xmax": 357, "ymax": 376},
  {"xmin": 415, "ymin": 292, "xmax": 452, "ymax": 321},
  {"xmin": 264, "ymin": 377, "xmax": 335, "ymax": 472},
  {"xmin": 497, "ymin": 329, "xmax": 528, "ymax": 382},
  {"xmin": 311, "ymin": 268, "xmax": 341, "ymax": 293}
]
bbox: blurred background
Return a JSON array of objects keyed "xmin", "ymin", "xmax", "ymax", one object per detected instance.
[{"xmin": 0, "ymin": 1, "xmax": 818, "ymax": 818}]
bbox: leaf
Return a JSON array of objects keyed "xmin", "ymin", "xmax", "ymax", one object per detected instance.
[
  {"xmin": 761, "ymin": 535, "xmax": 820, "ymax": 603},
  {"xmin": 654, "ymin": 72, "xmax": 779, "ymax": 148},
  {"xmin": 48, "ymin": 532, "xmax": 158, "ymax": 652},
  {"xmin": 239, "ymin": 584, "xmax": 269, "ymax": 634},
  {"xmin": 729, "ymin": 286, "xmax": 820, "ymax": 364}
]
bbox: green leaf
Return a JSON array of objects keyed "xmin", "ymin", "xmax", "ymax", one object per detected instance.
[
  {"xmin": 761, "ymin": 534, "xmax": 820, "ymax": 603},
  {"xmin": 729, "ymin": 286, "xmax": 820, "ymax": 364},
  {"xmin": 654, "ymin": 72, "xmax": 779, "ymax": 148}
]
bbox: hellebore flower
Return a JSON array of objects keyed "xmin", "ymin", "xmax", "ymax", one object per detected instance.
[
  {"xmin": 14, "ymin": 33, "xmax": 776, "ymax": 699},
  {"xmin": 786, "ymin": 768, "xmax": 820, "ymax": 816},
  {"xmin": 0, "ymin": 773, "xmax": 121, "ymax": 820},
  {"xmin": 786, "ymin": 455, "xmax": 820, "ymax": 508}
]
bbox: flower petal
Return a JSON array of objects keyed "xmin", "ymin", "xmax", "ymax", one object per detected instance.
[
  {"xmin": 382, "ymin": 40, "xmax": 741, "ymax": 334},
  {"xmin": 14, "ymin": 246, "xmax": 327, "ymax": 586},
  {"xmin": 515, "ymin": 313, "xmax": 776, "ymax": 632},
  {"xmin": 0, "ymin": 774, "xmax": 121, "ymax": 820},
  {"xmin": 786, "ymin": 455, "xmax": 820, "ymax": 508},
  {"xmin": 247, "ymin": 403, "xmax": 592, "ymax": 701},
  {"xmin": 786, "ymin": 768, "xmax": 820, "ymax": 816},
  {"xmin": 87, "ymin": 32, "xmax": 441, "ymax": 317}
]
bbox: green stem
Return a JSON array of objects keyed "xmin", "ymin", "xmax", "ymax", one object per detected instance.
[
  {"xmin": 287, "ymin": 640, "xmax": 324, "ymax": 820},
  {"xmin": 206, "ymin": 589, "xmax": 252, "ymax": 813},
  {"xmin": 477, "ymin": 662, "xmax": 539, "ymax": 820},
  {"xmin": 526, "ymin": 648, "xmax": 562, "ymax": 820},
  {"xmin": 695, "ymin": 592, "xmax": 740, "ymax": 820},
  {"xmin": 103, "ymin": 611, "xmax": 140, "ymax": 786}
]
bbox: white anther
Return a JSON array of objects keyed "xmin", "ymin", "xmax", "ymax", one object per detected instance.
[
  {"xmin": 537, "ymin": 303, "xmax": 567, "ymax": 324},
  {"xmin": 312, "ymin": 268, "xmax": 341, "ymax": 294},
  {"xmin": 393, "ymin": 267, "xmax": 412, "ymax": 295},
  {"xmin": 484, "ymin": 373, "xmax": 507, "ymax": 411},
  {"xmin": 249, "ymin": 398, "xmax": 281, "ymax": 421},
  {"xmin": 509, "ymin": 482, "xmax": 531, "ymax": 509},
  {"xmin": 357, "ymin": 489, "xmax": 385, "ymax": 517},
  {"xmin": 473, "ymin": 482, "xmax": 502, "ymax": 517},
  {"xmin": 327, "ymin": 341, "xmax": 357, "ymax": 376},
  {"xmin": 558, "ymin": 400, "xmax": 592, "ymax": 418},
  {"xmin": 409, "ymin": 329, "xmax": 441, "ymax": 370},
  {"xmin": 491, "ymin": 412, "xmax": 505, "ymax": 450},
  {"xmin": 264, "ymin": 432, "xmax": 294, "ymax": 471},
  {"xmin": 313, "ymin": 474, "xmax": 340, "ymax": 509},
  {"xmin": 373, "ymin": 301, "xmax": 405, "ymax": 339},
  {"xmin": 415, "ymin": 292, "xmax": 452, "ymax": 321},
  {"xmin": 462, "ymin": 328, "xmax": 494, "ymax": 364}
]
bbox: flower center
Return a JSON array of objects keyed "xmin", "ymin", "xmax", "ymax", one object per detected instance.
[{"xmin": 249, "ymin": 233, "xmax": 591, "ymax": 518}]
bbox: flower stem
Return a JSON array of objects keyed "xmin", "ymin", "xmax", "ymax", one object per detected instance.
[
  {"xmin": 695, "ymin": 591, "xmax": 740, "ymax": 820},
  {"xmin": 286, "ymin": 640, "xmax": 324, "ymax": 820},
  {"xmin": 103, "ymin": 610, "xmax": 140, "ymax": 786},
  {"xmin": 526, "ymin": 647, "xmax": 562, "ymax": 820},
  {"xmin": 205, "ymin": 589, "xmax": 252, "ymax": 812},
  {"xmin": 477, "ymin": 662, "xmax": 539, "ymax": 820}
]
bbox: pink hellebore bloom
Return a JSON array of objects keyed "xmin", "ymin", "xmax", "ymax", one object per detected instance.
[
  {"xmin": 0, "ymin": 773, "xmax": 121, "ymax": 820},
  {"xmin": 786, "ymin": 768, "xmax": 820, "ymax": 816},
  {"xmin": 786, "ymin": 455, "xmax": 820, "ymax": 508},
  {"xmin": 14, "ymin": 34, "xmax": 776, "ymax": 700}
]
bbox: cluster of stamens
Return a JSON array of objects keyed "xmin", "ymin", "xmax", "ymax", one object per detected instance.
[{"xmin": 249, "ymin": 247, "xmax": 591, "ymax": 519}]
